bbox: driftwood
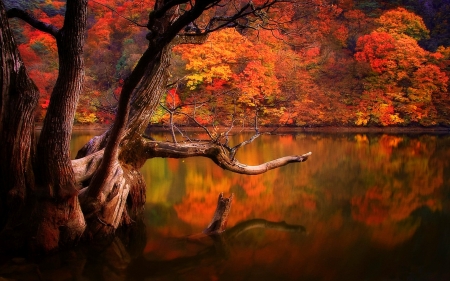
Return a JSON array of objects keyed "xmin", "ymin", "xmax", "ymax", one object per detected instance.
[{"xmin": 203, "ymin": 193, "xmax": 234, "ymax": 234}]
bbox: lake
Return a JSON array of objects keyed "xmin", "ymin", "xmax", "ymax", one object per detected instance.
[
  {"xmin": 70, "ymin": 130, "xmax": 450, "ymax": 280},
  {"xmin": 9, "ymin": 130, "xmax": 450, "ymax": 280}
]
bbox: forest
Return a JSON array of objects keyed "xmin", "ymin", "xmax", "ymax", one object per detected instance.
[
  {"xmin": 1, "ymin": 2, "xmax": 450, "ymax": 278},
  {"xmin": 5, "ymin": 0, "xmax": 450, "ymax": 128}
]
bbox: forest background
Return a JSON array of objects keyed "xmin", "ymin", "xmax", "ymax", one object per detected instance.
[{"xmin": 5, "ymin": 0, "xmax": 450, "ymax": 128}]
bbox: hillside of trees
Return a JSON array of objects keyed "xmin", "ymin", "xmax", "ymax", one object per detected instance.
[{"xmin": 5, "ymin": 0, "xmax": 450, "ymax": 127}]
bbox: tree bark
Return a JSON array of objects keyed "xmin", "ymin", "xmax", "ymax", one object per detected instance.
[
  {"xmin": 32, "ymin": 0, "xmax": 88, "ymax": 252},
  {"xmin": 140, "ymin": 140, "xmax": 312, "ymax": 175},
  {"xmin": 0, "ymin": 0, "xmax": 312, "ymax": 254},
  {"xmin": 35, "ymin": 0, "xmax": 87, "ymax": 200},
  {"xmin": 2, "ymin": 0, "xmax": 89, "ymax": 252},
  {"xmin": 72, "ymin": 3, "xmax": 212, "ymax": 238},
  {"xmin": 204, "ymin": 193, "xmax": 234, "ymax": 234},
  {"xmin": 0, "ymin": 0, "xmax": 39, "ymax": 235}
]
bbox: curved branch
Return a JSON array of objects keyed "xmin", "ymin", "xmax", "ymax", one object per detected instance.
[
  {"xmin": 7, "ymin": 8, "xmax": 59, "ymax": 37},
  {"xmin": 142, "ymin": 139, "xmax": 311, "ymax": 175}
]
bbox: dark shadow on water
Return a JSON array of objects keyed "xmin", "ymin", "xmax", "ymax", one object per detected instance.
[{"xmin": 0, "ymin": 219, "xmax": 307, "ymax": 281}]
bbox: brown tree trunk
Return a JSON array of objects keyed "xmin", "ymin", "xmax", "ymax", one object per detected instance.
[
  {"xmin": 0, "ymin": 0, "xmax": 39, "ymax": 239},
  {"xmin": 32, "ymin": 0, "xmax": 88, "ymax": 252},
  {"xmin": 1, "ymin": 0, "xmax": 312, "ymax": 255},
  {"xmin": 76, "ymin": 46, "xmax": 174, "ymax": 239},
  {"xmin": 35, "ymin": 0, "xmax": 87, "ymax": 200},
  {"xmin": 73, "ymin": 7, "xmax": 185, "ymax": 238}
]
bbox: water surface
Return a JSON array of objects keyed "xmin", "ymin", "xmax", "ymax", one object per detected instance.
[{"xmin": 68, "ymin": 131, "xmax": 450, "ymax": 280}]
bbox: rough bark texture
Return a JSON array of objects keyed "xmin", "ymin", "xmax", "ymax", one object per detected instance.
[
  {"xmin": 0, "ymin": 0, "xmax": 88, "ymax": 253},
  {"xmin": 0, "ymin": 0, "xmax": 312, "ymax": 254},
  {"xmin": 0, "ymin": 0, "xmax": 39, "ymax": 234},
  {"xmin": 31, "ymin": 0, "xmax": 88, "ymax": 253},
  {"xmin": 204, "ymin": 193, "xmax": 234, "ymax": 234},
  {"xmin": 141, "ymin": 140, "xmax": 312, "ymax": 174},
  {"xmin": 72, "ymin": 3, "xmax": 208, "ymax": 240},
  {"xmin": 35, "ymin": 0, "xmax": 87, "ymax": 200}
]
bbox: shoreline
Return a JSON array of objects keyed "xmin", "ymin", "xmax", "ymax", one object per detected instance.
[
  {"xmin": 145, "ymin": 125, "xmax": 450, "ymax": 134},
  {"xmin": 34, "ymin": 124, "xmax": 450, "ymax": 134}
]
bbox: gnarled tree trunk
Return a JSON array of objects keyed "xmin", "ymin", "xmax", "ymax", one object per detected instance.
[
  {"xmin": 32, "ymin": 0, "xmax": 88, "ymax": 252},
  {"xmin": 0, "ymin": 0, "xmax": 39, "ymax": 239},
  {"xmin": 1, "ymin": 0, "xmax": 88, "ymax": 253},
  {"xmin": 0, "ymin": 0, "xmax": 312, "ymax": 255}
]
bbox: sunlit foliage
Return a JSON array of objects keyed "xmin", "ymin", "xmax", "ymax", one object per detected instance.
[{"xmin": 5, "ymin": 0, "xmax": 450, "ymax": 127}]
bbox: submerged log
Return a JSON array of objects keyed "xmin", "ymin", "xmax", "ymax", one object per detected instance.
[{"xmin": 203, "ymin": 193, "xmax": 234, "ymax": 235}]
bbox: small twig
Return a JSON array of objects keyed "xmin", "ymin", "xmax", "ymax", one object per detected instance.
[{"xmin": 91, "ymin": 0, "xmax": 147, "ymax": 27}]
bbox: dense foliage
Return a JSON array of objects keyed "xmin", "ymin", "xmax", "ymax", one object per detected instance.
[{"xmin": 6, "ymin": 0, "xmax": 450, "ymax": 127}]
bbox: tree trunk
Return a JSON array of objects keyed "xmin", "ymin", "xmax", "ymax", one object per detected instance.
[
  {"xmin": 31, "ymin": 0, "xmax": 88, "ymax": 252},
  {"xmin": 0, "ymin": 0, "xmax": 89, "ymax": 253},
  {"xmin": 0, "ymin": 0, "xmax": 39, "ymax": 243},
  {"xmin": 1, "ymin": 0, "xmax": 312, "ymax": 254},
  {"xmin": 76, "ymin": 44, "xmax": 174, "ymax": 239},
  {"xmin": 73, "ymin": 7, "xmax": 186, "ymax": 238},
  {"xmin": 35, "ymin": 0, "xmax": 87, "ymax": 200}
]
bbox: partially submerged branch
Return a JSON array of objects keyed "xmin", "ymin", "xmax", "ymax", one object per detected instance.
[{"xmin": 204, "ymin": 193, "xmax": 233, "ymax": 234}]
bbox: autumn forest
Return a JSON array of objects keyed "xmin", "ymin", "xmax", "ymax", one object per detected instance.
[
  {"xmin": 1, "ymin": 0, "xmax": 450, "ymax": 277},
  {"xmin": 5, "ymin": 0, "xmax": 450, "ymax": 128}
]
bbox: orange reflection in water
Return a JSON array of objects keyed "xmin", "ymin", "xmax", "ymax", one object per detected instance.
[{"xmin": 70, "ymin": 131, "xmax": 450, "ymax": 280}]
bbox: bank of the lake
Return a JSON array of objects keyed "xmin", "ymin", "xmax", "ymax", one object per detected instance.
[{"xmin": 34, "ymin": 122, "xmax": 450, "ymax": 134}]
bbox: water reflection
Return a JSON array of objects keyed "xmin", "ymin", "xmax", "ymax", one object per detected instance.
[
  {"xmin": 3, "ymin": 131, "xmax": 448, "ymax": 280},
  {"xmin": 138, "ymin": 133, "xmax": 450, "ymax": 280}
]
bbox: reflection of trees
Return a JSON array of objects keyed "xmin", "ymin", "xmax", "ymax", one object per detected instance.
[
  {"xmin": 0, "ymin": 219, "xmax": 305, "ymax": 281},
  {"xmin": 349, "ymin": 134, "xmax": 445, "ymax": 246},
  {"xmin": 127, "ymin": 219, "xmax": 306, "ymax": 280},
  {"xmin": 168, "ymin": 133, "xmax": 447, "ymax": 246}
]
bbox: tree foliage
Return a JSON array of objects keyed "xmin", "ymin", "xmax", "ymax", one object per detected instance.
[{"xmin": 5, "ymin": 0, "xmax": 449, "ymax": 127}]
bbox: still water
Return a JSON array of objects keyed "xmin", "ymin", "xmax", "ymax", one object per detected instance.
[{"xmin": 50, "ymin": 131, "xmax": 450, "ymax": 280}]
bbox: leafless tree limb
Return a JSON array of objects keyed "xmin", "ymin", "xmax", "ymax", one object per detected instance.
[
  {"xmin": 90, "ymin": 0, "xmax": 147, "ymax": 27},
  {"xmin": 141, "ymin": 139, "xmax": 312, "ymax": 175},
  {"xmin": 7, "ymin": 8, "xmax": 59, "ymax": 37}
]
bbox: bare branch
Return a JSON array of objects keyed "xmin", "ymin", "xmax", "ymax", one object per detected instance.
[
  {"xmin": 7, "ymin": 8, "xmax": 59, "ymax": 37},
  {"xmin": 159, "ymin": 103, "xmax": 178, "ymax": 143},
  {"xmin": 91, "ymin": 0, "xmax": 147, "ymax": 27},
  {"xmin": 175, "ymin": 111, "xmax": 216, "ymax": 140},
  {"xmin": 141, "ymin": 139, "xmax": 312, "ymax": 175},
  {"xmin": 230, "ymin": 132, "xmax": 262, "ymax": 159},
  {"xmin": 150, "ymin": 0, "xmax": 191, "ymax": 21},
  {"xmin": 174, "ymin": 124, "xmax": 193, "ymax": 142},
  {"xmin": 203, "ymin": 0, "xmax": 281, "ymax": 33}
]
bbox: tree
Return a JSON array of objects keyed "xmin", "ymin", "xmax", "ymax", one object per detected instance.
[
  {"xmin": 0, "ymin": 0, "xmax": 312, "ymax": 254},
  {"xmin": 376, "ymin": 7, "xmax": 429, "ymax": 41},
  {"xmin": 353, "ymin": 8, "xmax": 449, "ymax": 126}
]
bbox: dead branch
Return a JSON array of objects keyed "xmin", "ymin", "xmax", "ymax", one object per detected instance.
[
  {"xmin": 204, "ymin": 193, "xmax": 233, "ymax": 234},
  {"xmin": 7, "ymin": 8, "xmax": 59, "ymax": 37},
  {"xmin": 90, "ymin": 0, "xmax": 147, "ymax": 27},
  {"xmin": 141, "ymin": 139, "xmax": 311, "ymax": 175}
]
